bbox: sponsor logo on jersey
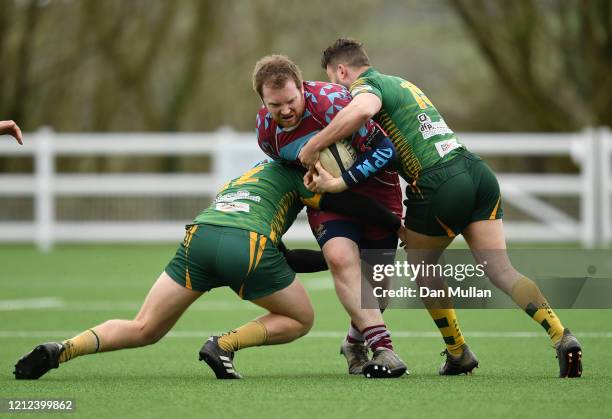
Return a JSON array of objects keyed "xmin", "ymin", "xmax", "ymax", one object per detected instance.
[
  {"xmin": 351, "ymin": 85, "xmax": 373, "ymax": 96},
  {"xmin": 215, "ymin": 202, "xmax": 250, "ymax": 213},
  {"xmin": 434, "ymin": 138, "xmax": 462, "ymax": 158},
  {"xmin": 355, "ymin": 147, "xmax": 394, "ymax": 179},
  {"xmin": 215, "ymin": 190, "xmax": 261, "ymax": 203},
  {"xmin": 417, "ymin": 113, "xmax": 453, "ymax": 140}
]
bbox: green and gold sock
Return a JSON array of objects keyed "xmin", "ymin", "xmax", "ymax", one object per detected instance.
[
  {"xmin": 58, "ymin": 329, "xmax": 101, "ymax": 363},
  {"xmin": 428, "ymin": 308, "xmax": 465, "ymax": 356},
  {"xmin": 218, "ymin": 320, "xmax": 267, "ymax": 352},
  {"xmin": 511, "ymin": 276, "xmax": 565, "ymax": 344}
]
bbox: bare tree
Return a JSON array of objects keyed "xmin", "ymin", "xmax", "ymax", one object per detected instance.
[
  {"xmin": 163, "ymin": 0, "xmax": 217, "ymax": 131},
  {"xmin": 449, "ymin": 0, "xmax": 612, "ymax": 130},
  {"xmin": 2, "ymin": 0, "xmax": 41, "ymax": 125}
]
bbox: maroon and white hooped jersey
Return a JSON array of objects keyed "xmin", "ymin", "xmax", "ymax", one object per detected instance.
[{"xmin": 256, "ymin": 81, "xmax": 402, "ymax": 239}]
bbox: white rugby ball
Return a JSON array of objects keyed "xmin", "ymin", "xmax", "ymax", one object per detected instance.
[{"xmin": 318, "ymin": 139, "xmax": 358, "ymax": 177}]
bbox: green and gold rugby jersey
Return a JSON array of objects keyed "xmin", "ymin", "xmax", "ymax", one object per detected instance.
[
  {"xmin": 193, "ymin": 161, "xmax": 320, "ymax": 244},
  {"xmin": 350, "ymin": 68, "xmax": 464, "ymax": 182}
]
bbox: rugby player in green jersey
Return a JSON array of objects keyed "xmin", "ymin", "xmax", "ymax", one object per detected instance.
[
  {"xmin": 13, "ymin": 160, "xmax": 402, "ymax": 380},
  {"xmin": 300, "ymin": 38, "xmax": 582, "ymax": 378}
]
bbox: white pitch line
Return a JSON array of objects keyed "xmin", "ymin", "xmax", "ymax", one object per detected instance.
[
  {"xmin": 0, "ymin": 331, "xmax": 611, "ymax": 339},
  {"xmin": 0, "ymin": 298, "xmax": 64, "ymax": 311},
  {"xmin": 304, "ymin": 278, "xmax": 334, "ymax": 291},
  {"xmin": 64, "ymin": 301, "xmax": 260, "ymax": 312},
  {"xmin": 0, "ymin": 299, "xmax": 259, "ymax": 311}
]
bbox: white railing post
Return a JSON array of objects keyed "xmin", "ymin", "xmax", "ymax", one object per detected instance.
[
  {"xmin": 212, "ymin": 127, "xmax": 234, "ymax": 192},
  {"xmin": 601, "ymin": 127, "xmax": 612, "ymax": 245},
  {"xmin": 34, "ymin": 127, "xmax": 55, "ymax": 252},
  {"xmin": 580, "ymin": 128, "xmax": 598, "ymax": 248},
  {"xmin": 0, "ymin": 130, "xmax": 605, "ymax": 245},
  {"xmin": 211, "ymin": 126, "xmax": 270, "ymax": 188}
]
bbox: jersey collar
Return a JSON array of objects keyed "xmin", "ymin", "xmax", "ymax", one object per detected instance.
[{"xmin": 357, "ymin": 67, "xmax": 377, "ymax": 79}]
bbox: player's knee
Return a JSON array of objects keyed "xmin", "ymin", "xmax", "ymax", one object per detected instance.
[
  {"xmin": 135, "ymin": 320, "xmax": 165, "ymax": 345},
  {"xmin": 486, "ymin": 263, "xmax": 520, "ymax": 285},
  {"xmin": 293, "ymin": 320, "xmax": 312, "ymax": 340},
  {"xmin": 325, "ymin": 248, "xmax": 356, "ymax": 275},
  {"xmin": 294, "ymin": 305, "xmax": 314, "ymax": 338},
  {"xmin": 301, "ymin": 310, "xmax": 314, "ymax": 335}
]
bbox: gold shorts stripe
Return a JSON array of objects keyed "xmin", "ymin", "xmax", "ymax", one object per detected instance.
[
  {"xmin": 185, "ymin": 267, "xmax": 192, "ymax": 290},
  {"xmin": 184, "ymin": 225, "xmax": 199, "ymax": 290},
  {"xmin": 242, "ymin": 232, "xmax": 262, "ymax": 298},
  {"xmin": 489, "ymin": 197, "xmax": 501, "ymax": 220},
  {"xmin": 253, "ymin": 235, "xmax": 268, "ymax": 272},
  {"xmin": 184, "ymin": 225, "xmax": 198, "ymax": 247},
  {"xmin": 435, "ymin": 216, "xmax": 456, "ymax": 238},
  {"xmin": 248, "ymin": 232, "xmax": 258, "ymax": 274}
]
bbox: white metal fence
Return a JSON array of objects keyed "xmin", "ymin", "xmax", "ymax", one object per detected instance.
[
  {"xmin": 461, "ymin": 129, "xmax": 610, "ymax": 247},
  {"xmin": 0, "ymin": 127, "xmax": 610, "ymax": 250}
]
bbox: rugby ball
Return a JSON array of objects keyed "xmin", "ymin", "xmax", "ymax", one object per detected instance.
[{"xmin": 318, "ymin": 139, "xmax": 358, "ymax": 177}]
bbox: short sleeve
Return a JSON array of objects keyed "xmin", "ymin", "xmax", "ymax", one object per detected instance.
[{"xmin": 350, "ymin": 77, "xmax": 383, "ymax": 101}]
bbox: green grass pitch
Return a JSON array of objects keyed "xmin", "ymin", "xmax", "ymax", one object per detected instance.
[{"xmin": 1, "ymin": 244, "xmax": 611, "ymax": 418}]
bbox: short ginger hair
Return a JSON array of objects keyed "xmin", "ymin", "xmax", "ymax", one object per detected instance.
[{"xmin": 252, "ymin": 55, "xmax": 303, "ymax": 98}]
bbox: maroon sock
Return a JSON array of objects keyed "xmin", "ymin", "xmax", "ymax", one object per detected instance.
[{"xmin": 362, "ymin": 324, "xmax": 393, "ymax": 351}]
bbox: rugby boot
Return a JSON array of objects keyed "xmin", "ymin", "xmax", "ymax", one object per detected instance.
[
  {"xmin": 439, "ymin": 343, "xmax": 479, "ymax": 375},
  {"xmin": 14, "ymin": 342, "xmax": 65, "ymax": 380},
  {"xmin": 555, "ymin": 328, "xmax": 582, "ymax": 378},
  {"xmin": 340, "ymin": 339, "xmax": 369, "ymax": 375},
  {"xmin": 199, "ymin": 336, "xmax": 242, "ymax": 379},
  {"xmin": 362, "ymin": 348, "xmax": 408, "ymax": 378}
]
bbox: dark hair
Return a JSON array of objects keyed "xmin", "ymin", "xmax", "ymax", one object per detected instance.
[
  {"xmin": 252, "ymin": 55, "xmax": 303, "ymax": 98},
  {"xmin": 321, "ymin": 38, "xmax": 370, "ymax": 69}
]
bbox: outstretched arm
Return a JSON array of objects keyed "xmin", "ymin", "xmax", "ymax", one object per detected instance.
[
  {"xmin": 319, "ymin": 189, "xmax": 401, "ymax": 233},
  {"xmin": 276, "ymin": 240, "xmax": 328, "ymax": 273},
  {"xmin": 0, "ymin": 120, "xmax": 23, "ymax": 145},
  {"xmin": 279, "ymin": 186, "xmax": 403, "ymax": 273},
  {"xmin": 298, "ymin": 93, "xmax": 382, "ymax": 167}
]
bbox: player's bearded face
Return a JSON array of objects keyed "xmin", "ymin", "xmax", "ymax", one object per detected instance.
[{"xmin": 262, "ymin": 80, "xmax": 306, "ymax": 128}]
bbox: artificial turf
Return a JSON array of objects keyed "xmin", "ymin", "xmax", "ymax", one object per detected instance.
[{"xmin": 1, "ymin": 244, "xmax": 610, "ymax": 418}]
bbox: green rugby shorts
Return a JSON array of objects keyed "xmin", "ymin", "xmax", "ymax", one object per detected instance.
[
  {"xmin": 403, "ymin": 150, "xmax": 503, "ymax": 237},
  {"xmin": 165, "ymin": 224, "xmax": 295, "ymax": 300}
]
